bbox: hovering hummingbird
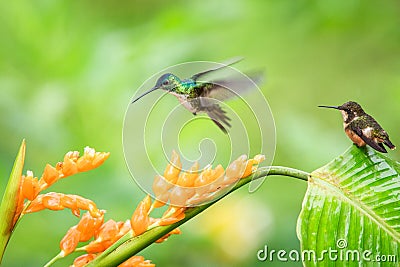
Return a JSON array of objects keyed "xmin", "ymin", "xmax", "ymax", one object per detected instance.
[
  {"xmin": 131, "ymin": 58, "xmax": 262, "ymax": 133},
  {"xmin": 318, "ymin": 101, "xmax": 396, "ymax": 153}
]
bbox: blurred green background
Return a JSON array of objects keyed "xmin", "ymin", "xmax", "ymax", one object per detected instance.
[{"xmin": 1, "ymin": 0, "xmax": 400, "ymax": 266}]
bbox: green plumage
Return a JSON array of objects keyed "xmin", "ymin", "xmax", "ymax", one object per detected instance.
[{"xmin": 131, "ymin": 58, "xmax": 263, "ymax": 133}]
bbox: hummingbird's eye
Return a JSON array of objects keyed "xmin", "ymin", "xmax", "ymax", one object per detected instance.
[{"xmin": 162, "ymin": 80, "xmax": 169, "ymax": 85}]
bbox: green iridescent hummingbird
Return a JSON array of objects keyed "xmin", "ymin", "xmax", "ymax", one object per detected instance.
[
  {"xmin": 319, "ymin": 101, "xmax": 396, "ymax": 153},
  {"xmin": 131, "ymin": 58, "xmax": 262, "ymax": 133}
]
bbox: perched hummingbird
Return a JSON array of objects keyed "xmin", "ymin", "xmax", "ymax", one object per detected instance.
[
  {"xmin": 131, "ymin": 58, "xmax": 262, "ymax": 133},
  {"xmin": 318, "ymin": 101, "xmax": 396, "ymax": 153}
]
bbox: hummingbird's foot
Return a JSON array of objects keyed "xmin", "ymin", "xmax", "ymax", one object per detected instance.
[{"xmin": 192, "ymin": 112, "xmax": 197, "ymax": 116}]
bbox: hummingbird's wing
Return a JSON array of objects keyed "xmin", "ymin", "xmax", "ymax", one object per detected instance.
[
  {"xmin": 353, "ymin": 127, "xmax": 387, "ymax": 153},
  {"xmin": 190, "ymin": 57, "xmax": 243, "ymax": 81},
  {"xmin": 204, "ymin": 72, "xmax": 264, "ymax": 101},
  {"xmin": 194, "ymin": 73, "xmax": 263, "ymax": 134}
]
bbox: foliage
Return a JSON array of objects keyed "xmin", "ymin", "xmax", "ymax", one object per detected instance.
[{"xmin": 298, "ymin": 145, "xmax": 400, "ymax": 266}]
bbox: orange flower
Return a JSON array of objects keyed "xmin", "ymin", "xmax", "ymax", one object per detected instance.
[
  {"xmin": 118, "ymin": 255, "xmax": 155, "ymax": 267},
  {"xmin": 76, "ymin": 212, "xmax": 104, "ymax": 242},
  {"xmin": 176, "ymin": 161, "xmax": 199, "ymax": 187},
  {"xmin": 5, "ymin": 144, "xmax": 112, "ymax": 266},
  {"xmin": 24, "ymin": 193, "xmax": 102, "ymax": 218},
  {"xmin": 76, "ymin": 147, "xmax": 110, "ymax": 172},
  {"xmin": 168, "ymin": 162, "xmax": 199, "ymax": 206},
  {"xmin": 150, "ymin": 151, "xmax": 183, "ymax": 210},
  {"xmin": 42, "ymin": 192, "xmax": 64, "ymax": 210},
  {"xmin": 151, "ymin": 175, "xmax": 171, "ymax": 208},
  {"xmin": 168, "ymin": 186, "xmax": 190, "ymax": 207},
  {"xmin": 158, "ymin": 212, "xmax": 185, "ymax": 226},
  {"xmin": 52, "ymin": 150, "xmax": 264, "ymax": 266},
  {"xmin": 114, "ymin": 220, "xmax": 131, "ymax": 240},
  {"xmin": 224, "ymin": 155, "xmax": 247, "ymax": 183},
  {"xmin": 94, "ymin": 219, "xmax": 119, "ymax": 241},
  {"xmin": 194, "ymin": 164, "xmax": 224, "ymax": 195},
  {"xmin": 131, "ymin": 195, "xmax": 151, "ymax": 235},
  {"xmin": 60, "ymin": 226, "xmax": 80, "ymax": 257},
  {"xmin": 21, "ymin": 171, "xmax": 40, "ymax": 201},
  {"xmin": 39, "ymin": 147, "xmax": 110, "ymax": 187},
  {"xmin": 41, "ymin": 164, "xmax": 59, "ymax": 187},
  {"xmin": 241, "ymin": 154, "xmax": 266, "ymax": 178},
  {"xmin": 163, "ymin": 150, "xmax": 181, "ymax": 184},
  {"xmin": 150, "ymin": 152, "xmax": 266, "ymax": 208},
  {"xmin": 84, "ymin": 219, "xmax": 122, "ymax": 253},
  {"xmin": 85, "ymin": 241, "xmax": 110, "ymax": 254},
  {"xmin": 62, "ymin": 155, "xmax": 79, "ymax": 177},
  {"xmin": 19, "ymin": 147, "xmax": 110, "ymax": 196},
  {"xmin": 72, "ymin": 254, "xmax": 97, "ymax": 267},
  {"xmin": 158, "ymin": 207, "xmax": 185, "ymax": 226},
  {"xmin": 74, "ymin": 195, "xmax": 102, "ymax": 218}
]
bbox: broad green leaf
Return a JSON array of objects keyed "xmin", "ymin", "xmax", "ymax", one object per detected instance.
[
  {"xmin": 0, "ymin": 140, "xmax": 26, "ymax": 263},
  {"xmin": 297, "ymin": 145, "xmax": 400, "ymax": 266}
]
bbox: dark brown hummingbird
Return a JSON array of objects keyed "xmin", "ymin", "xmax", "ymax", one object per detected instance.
[
  {"xmin": 318, "ymin": 101, "xmax": 396, "ymax": 153},
  {"xmin": 131, "ymin": 58, "xmax": 262, "ymax": 133}
]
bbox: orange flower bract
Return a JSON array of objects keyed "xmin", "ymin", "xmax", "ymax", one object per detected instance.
[
  {"xmin": 163, "ymin": 150, "xmax": 181, "ymax": 184},
  {"xmin": 60, "ymin": 226, "xmax": 80, "ymax": 257},
  {"xmin": 21, "ymin": 172, "xmax": 40, "ymax": 201},
  {"xmin": 72, "ymin": 254, "xmax": 97, "ymax": 267},
  {"xmin": 118, "ymin": 255, "xmax": 155, "ymax": 267},
  {"xmin": 7, "ymin": 144, "xmax": 112, "ymax": 266},
  {"xmin": 131, "ymin": 195, "xmax": 151, "ymax": 236},
  {"xmin": 150, "ymin": 152, "xmax": 265, "ymax": 208},
  {"xmin": 41, "ymin": 164, "xmax": 59, "ymax": 187},
  {"xmin": 38, "ymin": 148, "xmax": 264, "ymax": 266},
  {"xmin": 76, "ymin": 212, "xmax": 104, "ymax": 242},
  {"xmin": 24, "ymin": 193, "xmax": 102, "ymax": 218},
  {"xmin": 76, "ymin": 147, "xmax": 110, "ymax": 172}
]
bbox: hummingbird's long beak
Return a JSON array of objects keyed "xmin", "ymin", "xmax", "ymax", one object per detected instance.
[
  {"xmin": 318, "ymin": 105, "xmax": 340, "ymax": 110},
  {"xmin": 131, "ymin": 86, "xmax": 159, "ymax": 104}
]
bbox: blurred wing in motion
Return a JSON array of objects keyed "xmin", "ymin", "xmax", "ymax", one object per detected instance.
[
  {"xmin": 191, "ymin": 57, "xmax": 244, "ymax": 81},
  {"xmin": 195, "ymin": 72, "xmax": 264, "ymax": 133},
  {"xmin": 204, "ymin": 72, "xmax": 264, "ymax": 102}
]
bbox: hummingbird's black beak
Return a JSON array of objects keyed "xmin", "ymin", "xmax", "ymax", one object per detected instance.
[
  {"xmin": 131, "ymin": 86, "xmax": 159, "ymax": 104},
  {"xmin": 318, "ymin": 105, "xmax": 340, "ymax": 110}
]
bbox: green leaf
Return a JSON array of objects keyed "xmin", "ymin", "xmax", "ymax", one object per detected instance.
[
  {"xmin": 0, "ymin": 140, "xmax": 26, "ymax": 263},
  {"xmin": 297, "ymin": 145, "xmax": 400, "ymax": 266}
]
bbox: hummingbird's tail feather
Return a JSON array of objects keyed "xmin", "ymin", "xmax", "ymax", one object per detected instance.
[
  {"xmin": 384, "ymin": 139, "xmax": 396, "ymax": 150},
  {"xmin": 377, "ymin": 143, "xmax": 388, "ymax": 153},
  {"xmin": 205, "ymin": 105, "xmax": 231, "ymax": 134},
  {"xmin": 210, "ymin": 119, "xmax": 229, "ymax": 134}
]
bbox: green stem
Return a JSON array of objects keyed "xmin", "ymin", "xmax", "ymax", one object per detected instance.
[
  {"xmin": 86, "ymin": 166, "xmax": 310, "ymax": 267},
  {"xmin": 43, "ymin": 252, "xmax": 63, "ymax": 267}
]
